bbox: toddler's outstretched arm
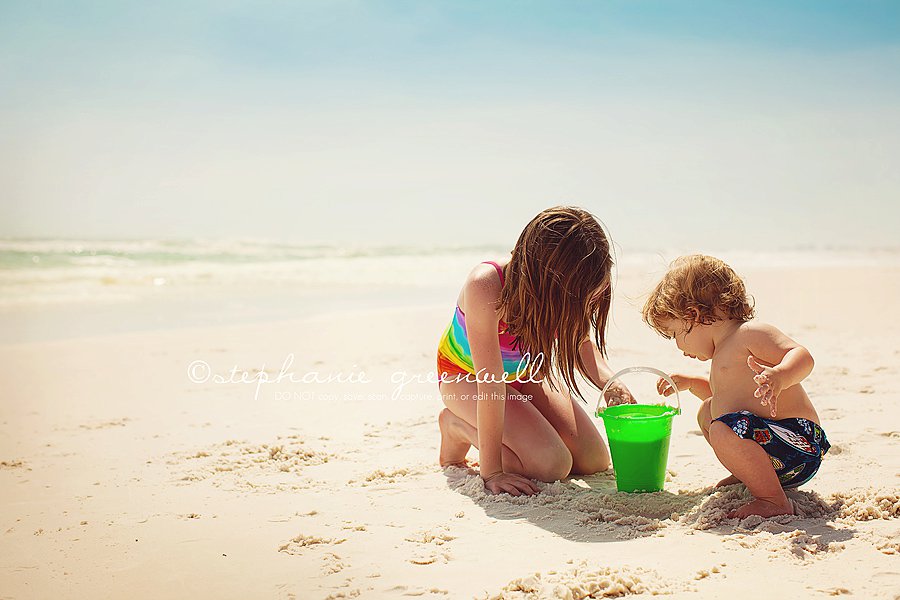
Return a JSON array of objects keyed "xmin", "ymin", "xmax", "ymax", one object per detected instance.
[{"xmin": 657, "ymin": 374, "xmax": 710, "ymax": 401}]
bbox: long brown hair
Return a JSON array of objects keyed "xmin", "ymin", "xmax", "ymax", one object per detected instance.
[{"xmin": 499, "ymin": 206, "xmax": 613, "ymax": 399}]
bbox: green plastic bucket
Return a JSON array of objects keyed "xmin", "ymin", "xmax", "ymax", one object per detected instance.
[{"xmin": 595, "ymin": 367, "xmax": 681, "ymax": 493}]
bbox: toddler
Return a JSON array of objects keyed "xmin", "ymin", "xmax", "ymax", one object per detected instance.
[{"xmin": 643, "ymin": 255, "xmax": 830, "ymax": 518}]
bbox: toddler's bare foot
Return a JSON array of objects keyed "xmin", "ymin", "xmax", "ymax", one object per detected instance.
[
  {"xmin": 438, "ymin": 409, "xmax": 472, "ymax": 468},
  {"xmin": 728, "ymin": 497, "xmax": 794, "ymax": 519},
  {"xmin": 716, "ymin": 474, "xmax": 741, "ymax": 488}
]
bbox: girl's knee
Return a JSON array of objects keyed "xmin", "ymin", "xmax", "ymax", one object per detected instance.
[
  {"xmin": 530, "ymin": 445, "xmax": 573, "ymax": 482},
  {"xmin": 571, "ymin": 443, "xmax": 610, "ymax": 475}
]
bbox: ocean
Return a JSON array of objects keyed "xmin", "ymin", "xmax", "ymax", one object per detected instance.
[{"xmin": 1, "ymin": 238, "xmax": 897, "ymax": 343}]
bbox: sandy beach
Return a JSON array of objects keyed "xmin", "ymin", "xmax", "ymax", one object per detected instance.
[
  {"xmin": 1, "ymin": 257, "xmax": 898, "ymax": 599},
  {"xmin": 4, "ymin": 1, "xmax": 899, "ymax": 597}
]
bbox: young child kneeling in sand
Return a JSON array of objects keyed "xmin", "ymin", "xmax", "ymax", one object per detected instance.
[{"xmin": 642, "ymin": 255, "xmax": 830, "ymax": 518}]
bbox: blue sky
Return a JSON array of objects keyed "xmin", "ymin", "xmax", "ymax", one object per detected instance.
[{"xmin": 2, "ymin": 1, "xmax": 899, "ymax": 250}]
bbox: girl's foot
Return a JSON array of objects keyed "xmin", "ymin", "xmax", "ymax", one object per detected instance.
[
  {"xmin": 728, "ymin": 497, "xmax": 794, "ymax": 519},
  {"xmin": 438, "ymin": 409, "xmax": 472, "ymax": 468},
  {"xmin": 716, "ymin": 474, "xmax": 741, "ymax": 487}
]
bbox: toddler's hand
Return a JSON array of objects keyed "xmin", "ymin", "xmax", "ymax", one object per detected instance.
[
  {"xmin": 747, "ymin": 355, "xmax": 783, "ymax": 417},
  {"xmin": 604, "ymin": 382, "xmax": 636, "ymax": 406},
  {"xmin": 656, "ymin": 374, "xmax": 692, "ymax": 398}
]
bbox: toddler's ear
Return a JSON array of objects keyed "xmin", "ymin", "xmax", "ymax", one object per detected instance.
[{"xmin": 688, "ymin": 307, "xmax": 702, "ymax": 324}]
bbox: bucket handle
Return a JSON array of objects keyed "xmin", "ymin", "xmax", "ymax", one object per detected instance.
[{"xmin": 595, "ymin": 366, "xmax": 682, "ymax": 418}]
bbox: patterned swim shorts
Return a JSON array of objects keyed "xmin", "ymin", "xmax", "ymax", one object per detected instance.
[{"xmin": 713, "ymin": 410, "xmax": 830, "ymax": 488}]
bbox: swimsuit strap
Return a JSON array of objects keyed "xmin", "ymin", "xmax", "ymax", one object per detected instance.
[{"xmin": 481, "ymin": 260, "xmax": 505, "ymax": 286}]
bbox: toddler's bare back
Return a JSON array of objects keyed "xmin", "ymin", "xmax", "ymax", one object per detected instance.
[{"xmin": 708, "ymin": 324, "xmax": 820, "ymax": 423}]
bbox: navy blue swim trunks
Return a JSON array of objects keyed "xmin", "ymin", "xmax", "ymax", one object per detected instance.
[{"xmin": 713, "ymin": 410, "xmax": 830, "ymax": 488}]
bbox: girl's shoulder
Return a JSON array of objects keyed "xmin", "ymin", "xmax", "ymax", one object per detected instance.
[
  {"xmin": 457, "ymin": 260, "xmax": 507, "ymax": 315},
  {"xmin": 465, "ymin": 259, "xmax": 508, "ymax": 286}
]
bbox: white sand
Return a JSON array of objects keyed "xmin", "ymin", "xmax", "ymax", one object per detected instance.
[{"xmin": 1, "ymin": 265, "xmax": 899, "ymax": 598}]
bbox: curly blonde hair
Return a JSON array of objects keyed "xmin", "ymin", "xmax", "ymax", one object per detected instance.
[{"xmin": 642, "ymin": 255, "xmax": 755, "ymax": 338}]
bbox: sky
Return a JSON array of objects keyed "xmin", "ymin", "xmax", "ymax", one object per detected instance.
[{"xmin": 1, "ymin": 1, "xmax": 899, "ymax": 251}]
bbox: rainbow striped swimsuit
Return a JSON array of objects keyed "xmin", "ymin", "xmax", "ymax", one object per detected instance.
[{"xmin": 436, "ymin": 261, "xmax": 530, "ymax": 390}]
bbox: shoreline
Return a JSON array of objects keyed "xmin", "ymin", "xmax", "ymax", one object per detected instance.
[{"xmin": 4, "ymin": 259, "xmax": 900, "ymax": 345}]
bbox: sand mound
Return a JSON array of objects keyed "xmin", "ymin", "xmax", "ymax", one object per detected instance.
[
  {"xmin": 724, "ymin": 529, "xmax": 845, "ymax": 560},
  {"xmin": 874, "ymin": 536, "xmax": 900, "ymax": 555},
  {"xmin": 278, "ymin": 533, "xmax": 346, "ymax": 555},
  {"xmin": 677, "ymin": 485, "xmax": 900, "ymax": 530},
  {"xmin": 480, "ymin": 560, "xmax": 684, "ymax": 599},
  {"xmin": 676, "ymin": 485, "xmax": 836, "ymax": 530},
  {"xmin": 405, "ymin": 525, "xmax": 455, "ymax": 565},
  {"xmin": 404, "ymin": 525, "xmax": 455, "ymax": 546},
  {"xmin": 672, "ymin": 486, "xmax": 900, "ymax": 560},
  {"xmin": 0, "ymin": 459, "xmax": 28, "ymax": 470},
  {"xmin": 349, "ymin": 465, "xmax": 431, "ymax": 486},
  {"xmin": 322, "ymin": 552, "xmax": 348, "ymax": 575},
  {"xmin": 832, "ymin": 489, "xmax": 900, "ymax": 522},
  {"xmin": 168, "ymin": 434, "xmax": 331, "ymax": 491}
]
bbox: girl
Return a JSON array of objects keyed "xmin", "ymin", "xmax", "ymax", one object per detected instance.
[{"xmin": 436, "ymin": 206, "xmax": 634, "ymax": 497}]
